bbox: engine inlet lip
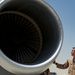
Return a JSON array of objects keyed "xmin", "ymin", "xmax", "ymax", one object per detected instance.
[
  {"xmin": 0, "ymin": 0, "xmax": 63, "ymax": 74},
  {"xmin": 0, "ymin": 37, "xmax": 63, "ymax": 74},
  {"xmin": 0, "ymin": 9, "xmax": 63, "ymax": 74}
]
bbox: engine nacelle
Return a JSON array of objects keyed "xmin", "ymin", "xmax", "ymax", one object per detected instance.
[{"xmin": 0, "ymin": 0, "xmax": 63, "ymax": 75}]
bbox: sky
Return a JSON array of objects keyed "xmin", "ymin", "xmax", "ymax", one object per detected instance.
[{"xmin": 45, "ymin": 0, "xmax": 75, "ymax": 75}]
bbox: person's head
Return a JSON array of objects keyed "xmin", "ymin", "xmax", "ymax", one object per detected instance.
[{"xmin": 71, "ymin": 47, "xmax": 75, "ymax": 57}]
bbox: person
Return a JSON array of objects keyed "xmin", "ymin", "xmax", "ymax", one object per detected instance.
[
  {"xmin": 40, "ymin": 68, "xmax": 50, "ymax": 75},
  {"xmin": 53, "ymin": 47, "xmax": 75, "ymax": 75}
]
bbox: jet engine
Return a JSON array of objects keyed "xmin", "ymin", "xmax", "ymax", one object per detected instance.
[{"xmin": 0, "ymin": 0, "xmax": 63, "ymax": 75}]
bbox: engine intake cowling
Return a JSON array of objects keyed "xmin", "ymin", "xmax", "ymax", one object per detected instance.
[{"xmin": 0, "ymin": 0, "xmax": 63, "ymax": 75}]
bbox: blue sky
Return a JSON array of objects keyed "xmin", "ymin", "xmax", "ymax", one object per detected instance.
[{"xmin": 45, "ymin": 0, "xmax": 75, "ymax": 75}]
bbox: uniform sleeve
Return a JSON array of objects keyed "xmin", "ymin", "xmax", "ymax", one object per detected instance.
[{"xmin": 56, "ymin": 60, "xmax": 69, "ymax": 69}]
